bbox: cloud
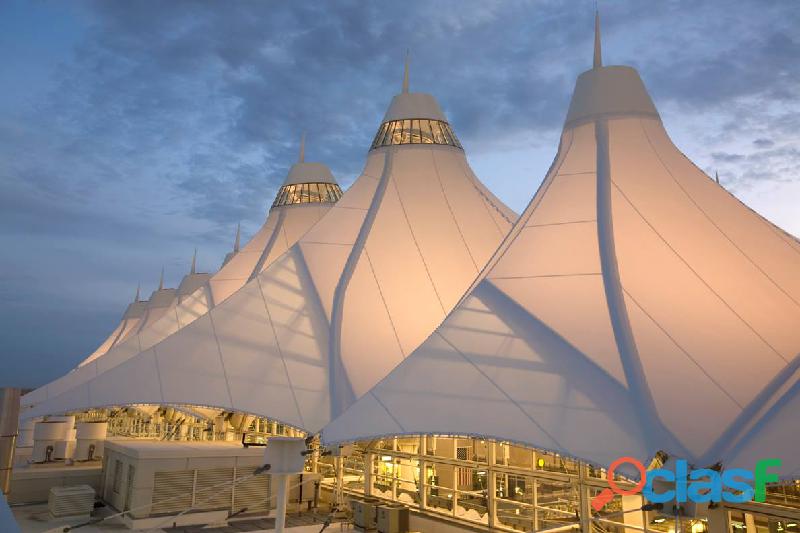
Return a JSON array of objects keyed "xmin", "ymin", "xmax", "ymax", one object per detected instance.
[{"xmin": 0, "ymin": 0, "xmax": 798, "ymax": 385}]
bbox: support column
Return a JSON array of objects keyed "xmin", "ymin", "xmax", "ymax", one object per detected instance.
[
  {"xmin": 578, "ymin": 465, "xmax": 592, "ymax": 533},
  {"xmin": 0, "ymin": 388, "xmax": 20, "ymax": 495},
  {"xmin": 274, "ymin": 474, "xmax": 290, "ymax": 533},
  {"xmin": 364, "ymin": 452, "xmax": 373, "ymax": 497},
  {"xmin": 707, "ymin": 505, "xmax": 730, "ymax": 533},
  {"xmin": 335, "ymin": 456, "xmax": 344, "ymax": 509},
  {"xmin": 488, "ymin": 442, "xmax": 497, "ymax": 529}
]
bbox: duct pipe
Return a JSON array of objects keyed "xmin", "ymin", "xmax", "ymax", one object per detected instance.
[{"xmin": 0, "ymin": 388, "xmax": 21, "ymax": 495}]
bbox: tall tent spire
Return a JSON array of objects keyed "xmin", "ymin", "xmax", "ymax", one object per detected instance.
[
  {"xmin": 158, "ymin": 267, "xmax": 164, "ymax": 290},
  {"xmin": 134, "ymin": 284, "xmax": 140, "ymax": 302},
  {"xmin": 715, "ymin": 171, "xmax": 720, "ymax": 184},
  {"xmin": 190, "ymin": 248, "xmax": 197, "ymax": 274},
  {"xmin": 402, "ymin": 50, "xmax": 410, "ymax": 93},
  {"xmin": 233, "ymin": 223, "xmax": 241, "ymax": 253},
  {"xmin": 593, "ymin": 10, "xmax": 603, "ymax": 69},
  {"xmin": 298, "ymin": 132, "xmax": 306, "ymax": 163}
]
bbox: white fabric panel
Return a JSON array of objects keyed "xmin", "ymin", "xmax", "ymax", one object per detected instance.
[
  {"xmin": 391, "ymin": 148, "xmax": 479, "ymax": 307},
  {"xmin": 298, "ymin": 242, "xmax": 351, "ymax": 322},
  {"xmin": 612, "ymin": 176, "xmax": 785, "ymax": 407},
  {"xmin": 138, "ymin": 304, "xmax": 180, "ymax": 352},
  {"xmin": 114, "ymin": 317, "xmax": 141, "ymax": 345},
  {"xmin": 42, "ymin": 363, "xmax": 96, "ymax": 401},
  {"xmin": 89, "ymin": 349, "xmax": 163, "ymax": 409},
  {"xmin": 611, "ymin": 118, "xmax": 800, "ymax": 360},
  {"xmin": 432, "ymin": 149, "xmax": 509, "ymax": 269},
  {"xmin": 79, "ymin": 322, "xmax": 124, "ymax": 367},
  {"xmin": 154, "ymin": 314, "xmax": 232, "ymax": 409},
  {"xmin": 340, "ymin": 250, "xmax": 406, "ymax": 397},
  {"xmin": 527, "ymin": 173, "xmax": 597, "ymax": 227},
  {"xmin": 300, "ymin": 201, "xmax": 370, "ymax": 246},
  {"xmin": 212, "ymin": 279, "xmax": 303, "ymax": 428},
  {"xmin": 96, "ymin": 333, "xmax": 140, "ymax": 374},
  {"xmin": 176, "ymin": 288, "xmax": 211, "ymax": 328},
  {"xmin": 624, "ymin": 292, "xmax": 741, "ymax": 458},
  {"xmin": 723, "ymin": 372, "xmax": 800, "ymax": 476},
  {"xmin": 492, "ymin": 276, "xmax": 625, "ymax": 387},
  {"xmin": 641, "ymin": 120, "xmax": 800, "ymax": 302},
  {"xmin": 259, "ymin": 250, "xmax": 331, "ymax": 431}
]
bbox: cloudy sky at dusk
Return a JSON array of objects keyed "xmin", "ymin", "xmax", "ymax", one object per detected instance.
[{"xmin": 1, "ymin": 0, "xmax": 798, "ymax": 387}]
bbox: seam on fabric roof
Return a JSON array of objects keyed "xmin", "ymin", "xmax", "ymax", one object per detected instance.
[
  {"xmin": 437, "ymin": 331, "xmax": 564, "ymax": 452},
  {"xmin": 293, "ymin": 245, "xmax": 332, "ymax": 329},
  {"xmin": 622, "ymin": 288, "xmax": 743, "ymax": 409},
  {"xmin": 152, "ymin": 346, "xmax": 166, "ymax": 405},
  {"xmin": 248, "ymin": 208, "xmax": 286, "ymax": 283},
  {"xmin": 204, "ymin": 283, "xmax": 216, "ymax": 310},
  {"xmin": 329, "ymin": 149, "xmax": 394, "ymax": 419},
  {"xmin": 640, "ymin": 119, "xmax": 800, "ymax": 309},
  {"xmin": 363, "ymin": 248, "xmax": 405, "ymax": 359},
  {"xmin": 174, "ymin": 306, "xmax": 181, "ymax": 329},
  {"xmin": 255, "ymin": 274, "xmax": 306, "ymax": 429},
  {"xmin": 610, "ymin": 180, "xmax": 788, "ymax": 364},
  {"xmin": 430, "ymin": 149, "xmax": 480, "ymax": 272},
  {"xmin": 702, "ymin": 353, "xmax": 800, "ymax": 466},
  {"xmin": 596, "ymin": 119, "xmax": 682, "ymax": 457},
  {"xmin": 667, "ymin": 128, "xmax": 800, "ymax": 261},
  {"xmin": 528, "ymin": 220, "xmax": 597, "ymax": 228},
  {"xmin": 491, "ymin": 272, "xmax": 601, "ymax": 280},
  {"xmin": 206, "ymin": 311, "xmax": 235, "ymax": 409},
  {"xmin": 389, "ymin": 171, "xmax": 447, "ymax": 315},
  {"xmin": 458, "ymin": 158, "xmax": 511, "ymax": 234},
  {"xmin": 369, "ymin": 391, "xmax": 406, "ymax": 434},
  {"xmin": 478, "ymin": 130, "xmax": 576, "ymax": 290}
]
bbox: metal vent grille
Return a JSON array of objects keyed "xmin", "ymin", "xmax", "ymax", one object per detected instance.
[
  {"xmin": 151, "ymin": 470, "xmax": 194, "ymax": 515},
  {"xmin": 233, "ymin": 466, "xmax": 271, "ymax": 513},
  {"xmin": 194, "ymin": 467, "xmax": 233, "ymax": 511},
  {"xmin": 48, "ymin": 485, "xmax": 95, "ymax": 518}
]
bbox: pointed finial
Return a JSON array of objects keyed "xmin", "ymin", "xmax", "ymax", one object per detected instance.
[
  {"xmin": 593, "ymin": 10, "xmax": 602, "ymax": 69},
  {"xmin": 134, "ymin": 283, "xmax": 141, "ymax": 302},
  {"xmin": 402, "ymin": 50, "xmax": 410, "ymax": 93},
  {"xmin": 233, "ymin": 223, "xmax": 241, "ymax": 253},
  {"xmin": 190, "ymin": 248, "xmax": 197, "ymax": 274},
  {"xmin": 299, "ymin": 132, "xmax": 306, "ymax": 163},
  {"xmin": 715, "ymin": 171, "xmax": 720, "ymax": 184},
  {"xmin": 158, "ymin": 267, "xmax": 164, "ymax": 290}
]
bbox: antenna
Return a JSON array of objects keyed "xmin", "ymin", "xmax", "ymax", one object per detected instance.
[
  {"xmin": 593, "ymin": 10, "xmax": 603, "ymax": 69},
  {"xmin": 402, "ymin": 50, "xmax": 410, "ymax": 93},
  {"xmin": 158, "ymin": 267, "xmax": 165, "ymax": 291},
  {"xmin": 134, "ymin": 284, "xmax": 141, "ymax": 302},
  {"xmin": 190, "ymin": 248, "xmax": 197, "ymax": 274},
  {"xmin": 234, "ymin": 222, "xmax": 241, "ymax": 253}
]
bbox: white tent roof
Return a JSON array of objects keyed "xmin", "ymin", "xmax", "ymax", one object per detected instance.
[
  {"xmin": 23, "ymin": 70, "xmax": 517, "ymax": 432},
  {"xmin": 22, "ymin": 148, "xmax": 341, "ymax": 409},
  {"xmin": 322, "ymin": 27, "xmax": 800, "ymax": 476}
]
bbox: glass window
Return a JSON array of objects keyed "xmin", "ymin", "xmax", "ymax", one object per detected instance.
[
  {"xmin": 400, "ymin": 119, "xmax": 412, "ymax": 144},
  {"xmin": 420, "ymin": 120, "xmax": 434, "ymax": 143},
  {"xmin": 369, "ymin": 118, "xmax": 461, "ymax": 149},
  {"xmin": 271, "ymin": 182, "xmax": 344, "ymax": 208}
]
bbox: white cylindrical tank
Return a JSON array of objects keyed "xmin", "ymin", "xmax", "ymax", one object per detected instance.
[
  {"xmin": 16, "ymin": 418, "xmax": 37, "ymax": 448},
  {"xmin": 32, "ymin": 421, "xmax": 69, "ymax": 462},
  {"xmin": 75, "ymin": 421, "xmax": 107, "ymax": 461}
]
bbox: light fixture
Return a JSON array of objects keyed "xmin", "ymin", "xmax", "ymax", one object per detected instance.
[{"xmin": 653, "ymin": 518, "xmax": 666, "ymax": 524}]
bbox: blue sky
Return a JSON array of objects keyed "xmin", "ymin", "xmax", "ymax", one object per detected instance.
[{"xmin": 1, "ymin": 0, "xmax": 798, "ymax": 387}]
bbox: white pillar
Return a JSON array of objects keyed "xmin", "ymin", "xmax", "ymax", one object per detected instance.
[
  {"xmin": 274, "ymin": 474, "xmax": 290, "ymax": 533},
  {"xmin": 364, "ymin": 452, "xmax": 374, "ymax": 497}
]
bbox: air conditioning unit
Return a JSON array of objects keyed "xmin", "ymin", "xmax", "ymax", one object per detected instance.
[
  {"xmin": 48, "ymin": 485, "xmax": 95, "ymax": 518},
  {"xmin": 351, "ymin": 497, "xmax": 380, "ymax": 530},
  {"xmin": 376, "ymin": 504, "xmax": 409, "ymax": 533}
]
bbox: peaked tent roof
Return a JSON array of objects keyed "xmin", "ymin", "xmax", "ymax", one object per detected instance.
[
  {"xmin": 321, "ymin": 24, "xmax": 800, "ymax": 476},
  {"xmin": 23, "ymin": 146, "xmax": 343, "ymax": 409},
  {"xmin": 23, "ymin": 69, "xmax": 517, "ymax": 433}
]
